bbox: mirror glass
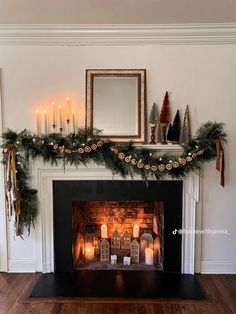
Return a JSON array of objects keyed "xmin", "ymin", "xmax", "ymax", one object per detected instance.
[{"xmin": 93, "ymin": 77, "xmax": 138, "ymax": 135}]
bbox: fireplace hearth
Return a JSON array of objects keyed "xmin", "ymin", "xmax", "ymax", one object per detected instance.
[{"xmin": 53, "ymin": 180, "xmax": 182, "ymax": 273}]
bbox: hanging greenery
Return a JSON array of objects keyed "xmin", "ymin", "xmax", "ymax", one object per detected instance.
[{"xmin": 1, "ymin": 122, "xmax": 226, "ymax": 236}]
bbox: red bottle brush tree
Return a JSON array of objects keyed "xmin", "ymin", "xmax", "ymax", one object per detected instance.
[
  {"xmin": 160, "ymin": 91, "xmax": 171, "ymax": 144},
  {"xmin": 160, "ymin": 91, "xmax": 171, "ymax": 124}
]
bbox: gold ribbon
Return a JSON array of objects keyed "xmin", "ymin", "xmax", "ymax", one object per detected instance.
[
  {"xmin": 4, "ymin": 144, "xmax": 21, "ymax": 231},
  {"xmin": 215, "ymin": 139, "xmax": 225, "ymax": 187}
]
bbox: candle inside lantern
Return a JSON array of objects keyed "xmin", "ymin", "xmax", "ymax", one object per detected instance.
[
  {"xmin": 85, "ymin": 245, "xmax": 95, "ymax": 261},
  {"xmin": 133, "ymin": 224, "xmax": 139, "ymax": 238},
  {"xmin": 145, "ymin": 248, "xmax": 154, "ymax": 265},
  {"xmin": 101, "ymin": 224, "xmax": 108, "ymax": 238},
  {"xmin": 36, "ymin": 109, "xmax": 41, "ymax": 135},
  {"xmin": 43, "ymin": 109, "xmax": 48, "ymax": 134}
]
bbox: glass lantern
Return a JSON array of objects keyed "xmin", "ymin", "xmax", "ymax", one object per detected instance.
[
  {"xmin": 84, "ymin": 227, "xmax": 99, "ymax": 262},
  {"xmin": 140, "ymin": 229, "xmax": 154, "ymax": 265}
]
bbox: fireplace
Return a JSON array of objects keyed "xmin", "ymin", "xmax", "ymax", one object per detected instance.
[
  {"xmin": 30, "ymin": 176, "xmax": 204, "ymax": 299},
  {"xmin": 53, "ymin": 180, "xmax": 182, "ymax": 273}
]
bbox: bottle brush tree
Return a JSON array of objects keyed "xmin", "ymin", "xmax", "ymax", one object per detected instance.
[
  {"xmin": 172, "ymin": 110, "xmax": 181, "ymax": 143},
  {"xmin": 160, "ymin": 91, "xmax": 171, "ymax": 144},
  {"xmin": 149, "ymin": 102, "xmax": 159, "ymax": 125},
  {"xmin": 149, "ymin": 102, "xmax": 159, "ymax": 144},
  {"xmin": 180, "ymin": 105, "xmax": 192, "ymax": 144},
  {"xmin": 167, "ymin": 124, "xmax": 173, "ymax": 142},
  {"xmin": 160, "ymin": 91, "xmax": 171, "ymax": 125}
]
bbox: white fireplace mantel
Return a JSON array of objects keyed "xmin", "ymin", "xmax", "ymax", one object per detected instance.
[{"xmin": 29, "ymin": 160, "xmax": 200, "ymax": 275}]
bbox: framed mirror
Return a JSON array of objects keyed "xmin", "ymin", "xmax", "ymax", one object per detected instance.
[{"xmin": 86, "ymin": 69, "xmax": 147, "ymax": 143}]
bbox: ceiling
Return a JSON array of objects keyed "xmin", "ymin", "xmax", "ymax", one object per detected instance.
[{"xmin": 0, "ymin": 0, "xmax": 236, "ymax": 24}]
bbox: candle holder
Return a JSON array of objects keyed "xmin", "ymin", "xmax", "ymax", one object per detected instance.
[
  {"xmin": 52, "ymin": 124, "xmax": 56, "ymax": 131},
  {"xmin": 59, "ymin": 127, "xmax": 63, "ymax": 133},
  {"xmin": 149, "ymin": 125, "xmax": 157, "ymax": 144},
  {"xmin": 66, "ymin": 119, "xmax": 70, "ymax": 135}
]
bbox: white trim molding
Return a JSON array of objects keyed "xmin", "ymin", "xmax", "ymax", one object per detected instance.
[
  {"xmin": 201, "ymin": 261, "xmax": 236, "ymax": 274},
  {"xmin": 8, "ymin": 259, "xmax": 36, "ymax": 273},
  {"xmin": 0, "ymin": 23, "xmax": 236, "ymax": 46}
]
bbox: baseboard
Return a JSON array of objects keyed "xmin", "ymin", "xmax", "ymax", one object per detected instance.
[
  {"xmin": 201, "ymin": 261, "xmax": 236, "ymax": 274},
  {"xmin": 8, "ymin": 259, "xmax": 36, "ymax": 273},
  {"xmin": 7, "ymin": 259, "xmax": 236, "ymax": 273}
]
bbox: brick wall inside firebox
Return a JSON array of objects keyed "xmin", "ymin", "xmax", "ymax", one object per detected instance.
[
  {"xmin": 72, "ymin": 200, "xmax": 164, "ymax": 267},
  {"xmin": 73, "ymin": 201, "xmax": 161, "ymax": 237}
]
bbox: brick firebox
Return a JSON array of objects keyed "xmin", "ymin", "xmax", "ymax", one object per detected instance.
[{"xmin": 72, "ymin": 200, "xmax": 164, "ymax": 269}]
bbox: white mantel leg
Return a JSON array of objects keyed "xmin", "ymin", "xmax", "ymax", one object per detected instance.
[{"xmin": 182, "ymin": 173, "xmax": 200, "ymax": 274}]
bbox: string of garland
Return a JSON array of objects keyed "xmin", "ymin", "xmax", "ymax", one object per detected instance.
[{"xmin": 1, "ymin": 121, "xmax": 226, "ymax": 236}]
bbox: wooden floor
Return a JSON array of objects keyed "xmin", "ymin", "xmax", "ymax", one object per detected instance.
[{"xmin": 0, "ymin": 273, "xmax": 236, "ymax": 314}]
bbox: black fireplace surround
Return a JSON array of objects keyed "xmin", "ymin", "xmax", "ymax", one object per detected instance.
[{"xmin": 53, "ymin": 180, "xmax": 183, "ymax": 273}]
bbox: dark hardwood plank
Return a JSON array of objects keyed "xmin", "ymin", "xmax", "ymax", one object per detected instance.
[{"xmin": 0, "ymin": 273, "xmax": 236, "ymax": 314}]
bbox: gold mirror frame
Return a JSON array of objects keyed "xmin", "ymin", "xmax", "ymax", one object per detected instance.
[{"xmin": 85, "ymin": 69, "xmax": 147, "ymax": 143}]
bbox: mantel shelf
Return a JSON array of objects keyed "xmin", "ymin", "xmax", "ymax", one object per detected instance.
[{"xmin": 134, "ymin": 143, "xmax": 183, "ymax": 152}]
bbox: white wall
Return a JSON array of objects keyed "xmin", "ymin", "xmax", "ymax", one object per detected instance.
[
  {"xmin": 1, "ymin": 0, "xmax": 236, "ymax": 24},
  {"xmin": 0, "ymin": 44, "xmax": 236, "ymax": 273}
]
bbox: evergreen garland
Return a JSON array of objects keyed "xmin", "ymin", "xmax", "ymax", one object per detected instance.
[{"xmin": 1, "ymin": 122, "xmax": 227, "ymax": 235}]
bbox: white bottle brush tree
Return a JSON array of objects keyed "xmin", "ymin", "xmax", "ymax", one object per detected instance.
[{"xmin": 149, "ymin": 102, "xmax": 159, "ymax": 144}]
